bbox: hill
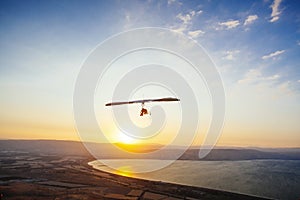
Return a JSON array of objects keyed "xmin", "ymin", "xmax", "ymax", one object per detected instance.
[{"xmin": 1, "ymin": 140, "xmax": 299, "ymax": 160}]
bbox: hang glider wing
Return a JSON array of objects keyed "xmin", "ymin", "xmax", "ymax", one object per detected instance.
[{"xmin": 105, "ymin": 97, "xmax": 180, "ymax": 106}]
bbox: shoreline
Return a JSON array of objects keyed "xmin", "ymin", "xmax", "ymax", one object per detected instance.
[
  {"xmin": 1, "ymin": 140, "xmax": 288, "ymax": 199},
  {"xmin": 0, "ymin": 150, "xmax": 270, "ymax": 200},
  {"xmin": 88, "ymin": 158, "xmax": 300, "ymax": 199},
  {"xmin": 85, "ymin": 159, "xmax": 269, "ymax": 200}
]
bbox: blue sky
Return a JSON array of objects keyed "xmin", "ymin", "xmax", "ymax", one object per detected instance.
[
  {"xmin": 0, "ymin": 0, "xmax": 299, "ymax": 147},
  {"xmin": 0, "ymin": 0, "xmax": 299, "ymax": 90}
]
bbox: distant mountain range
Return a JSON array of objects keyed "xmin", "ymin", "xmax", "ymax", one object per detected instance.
[{"xmin": 1, "ymin": 140, "xmax": 299, "ymax": 161}]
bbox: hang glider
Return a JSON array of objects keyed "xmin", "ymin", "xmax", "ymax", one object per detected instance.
[{"xmin": 105, "ymin": 97, "xmax": 180, "ymax": 116}]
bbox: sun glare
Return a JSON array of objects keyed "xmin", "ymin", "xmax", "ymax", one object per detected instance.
[{"xmin": 118, "ymin": 132, "xmax": 136, "ymax": 144}]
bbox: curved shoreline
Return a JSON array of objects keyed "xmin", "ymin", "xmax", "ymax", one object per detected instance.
[
  {"xmin": 86, "ymin": 159, "xmax": 270, "ymax": 200},
  {"xmin": 1, "ymin": 149, "xmax": 271, "ymax": 200},
  {"xmin": 0, "ymin": 140, "xmax": 280, "ymax": 199}
]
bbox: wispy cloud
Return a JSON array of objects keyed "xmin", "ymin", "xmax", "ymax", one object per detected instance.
[
  {"xmin": 265, "ymin": 74, "xmax": 280, "ymax": 80},
  {"xmin": 196, "ymin": 10, "xmax": 203, "ymax": 15},
  {"xmin": 173, "ymin": 9, "xmax": 203, "ymax": 33},
  {"xmin": 171, "ymin": 25, "xmax": 187, "ymax": 34},
  {"xmin": 218, "ymin": 20, "xmax": 240, "ymax": 30},
  {"xmin": 262, "ymin": 50, "xmax": 285, "ymax": 60},
  {"xmin": 177, "ymin": 13, "xmax": 192, "ymax": 24},
  {"xmin": 223, "ymin": 50, "xmax": 240, "ymax": 60},
  {"xmin": 269, "ymin": 0, "xmax": 283, "ymax": 23},
  {"xmin": 188, "ymin": 29, "xmax": 205, "ymax": 38},
  {"xmin": 168, "ymin": 0, "xmax": 175, "ymax": 5},
  {"xmin": 176, "ymin": 9, "xmax": 202, "ymax": 25},
  {"xmin": 238, "ymin": 69, "xmax": 262, "ymax": 84},
  {"xmin": 123, "ymin": 12, "xmax": 133, "ymax": 29},
  {"xmin": 277, "ymin": 81, "xmax": 293, "ymax": 95},
  {"xmin": 244, "ymin": 15, "xmax": 258, "ymax": 26},
  {"xmin": 238, "ymin": 68, "xmax": 280, "ymax": 84},
  {"xmin": 168, "ymin": 0, "xmax": 182, "ymax": 6}
]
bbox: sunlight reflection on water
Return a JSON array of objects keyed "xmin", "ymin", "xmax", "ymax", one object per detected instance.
[{"xmin": 89, "ymin": 159, "xmax": 300, "ymax": 200}]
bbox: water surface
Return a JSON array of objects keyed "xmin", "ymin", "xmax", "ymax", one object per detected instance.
[{"xmin": 89, "ymin": 159, "xmax": 300, "ymax": 200}]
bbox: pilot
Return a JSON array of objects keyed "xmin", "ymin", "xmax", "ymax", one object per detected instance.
[{"xmin": 140, "ymin": 108, "xmax": 148, "ymax": 116}]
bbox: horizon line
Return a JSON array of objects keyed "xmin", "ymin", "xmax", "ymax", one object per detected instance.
[{"xmin": 1, "ymin": 138, "xmax": 300, "ymax": 149}]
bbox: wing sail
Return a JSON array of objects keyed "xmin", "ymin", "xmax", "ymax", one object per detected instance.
[
  {"xmin": 105, "ymin": 97, "xmax": 180, "ymax": 106},
  {"xmin": 151, "ymin": 97, "xmax": 180, "ymax": 102}
]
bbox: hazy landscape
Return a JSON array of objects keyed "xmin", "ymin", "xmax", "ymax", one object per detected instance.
[
  {"xmin": 1, "ymin": 140, "xmax": 299, "ymax": 199},
  {"xmin": 1, "ymin": 1, "xmax": 300, "ymax": 199},
  {"xmin": 1, "ymin": 140, "xmax": 299, "ymax": 160}
]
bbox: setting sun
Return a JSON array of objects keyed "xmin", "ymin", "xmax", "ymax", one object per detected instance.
[
  {"xmin": 1, "ymin": 1, "xmax": 300, "ymax": 199},
  {"xmin": 117, "ymin": 132, "xmax": 136, "ymax": 144}
]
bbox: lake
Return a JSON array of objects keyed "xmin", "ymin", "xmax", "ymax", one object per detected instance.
[{"xmin": 89, "ymin": 159, "xmax": 300, "ymax": 200}]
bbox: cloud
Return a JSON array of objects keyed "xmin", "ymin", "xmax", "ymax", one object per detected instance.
[
  {"xmin": 297, "ymin": 41, "xmax": 300, "ymax": 46},
  {"xmin": 238, "ymin": 69, "xmax": 262, "ymax": 84},
  {"xmin": 262, "ymin": 50, "xmax": 285, "ymax": 60},
  {"xmin": 298, "ymin": 80, "xmax": 300, "ymax": 83},
  {"xmin": 125, "ymin": 13, "xmax": 130, "ymax": 22},
  {"xmin": 238, "ymin": 68, "xmax": 280, "ymax": 84},
  {"xmin": 244, "ymin": 15, "xmax": 258, "ymax": 25},
  {"xmin": 265, "ymin": 74, "xmax": 280, "ymax": 80},
  {"xmin": 218, "ymin": 20, "xmax": 240, "ymax": 29},
  {"xmin": 173, "ymin": 9, "xmax": 203, "ymax": 33},
  {"xmin": 176, "ymin": 9, "xmax": 202, "ymax": 25},
  {"xmin": 171, "ymin": 25, "xmax": 187, "ymax": 34},
  {"xmin": 123, "ymin": 12, "xmax": 133, "ymax": 29},
  {"xmin": 168, "ymin": 0, "xmax": 182, "ymax": 6},
  {"xmin": 188, "ymin": 29, "xmax": 205, "ymax": 38},
  {"xmin": 277, "ymin": 81, "xmax": 293, "ymax": 95},
  {"xmin": 168, "ymin": 0, "xmax": 175, "ymax": 5},
  {"xmin": 197, "ymin": 10, "xmax": 203, "ymax": 15},
  {"xmin": 269, "ymin": 0, "xmax": 283, "ymax": 22},
  {"xmin": 223, "ymin": 50, "xmax": 240, "ymax": 60},
  {"xmin": 238, "ymin": 69, "xmax": 296, "ymax": 97},
  {"xmin": 177, "ymin": 11, "xmax": 194, "ymax": 24},
  {"xmin": 177, "ymin": 13, "xmax": 192, "ymax": 24}
]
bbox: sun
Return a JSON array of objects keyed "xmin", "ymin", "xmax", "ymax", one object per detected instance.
[{"xmin": 117, "ymin": 132, "xmax": 136, "ymax": 144}]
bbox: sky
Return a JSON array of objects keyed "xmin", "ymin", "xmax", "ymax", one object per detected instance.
[{"xmin": 0, "ymin": 0, "xmax": 299, "ymax": 147}]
